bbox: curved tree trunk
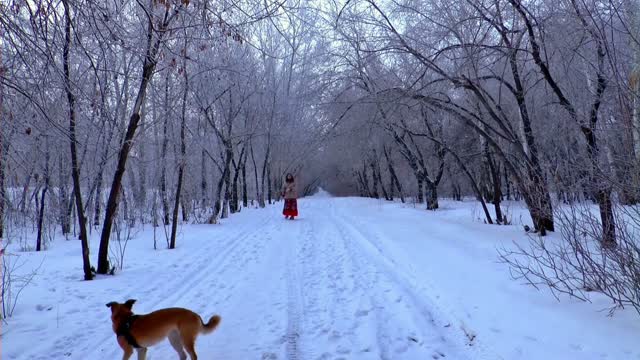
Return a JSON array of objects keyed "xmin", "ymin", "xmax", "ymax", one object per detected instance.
[{"xmin": 97, "ymin": 2, "xmax": 173, "ymax": 274}]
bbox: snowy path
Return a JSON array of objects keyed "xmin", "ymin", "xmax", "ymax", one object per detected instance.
[{"xmin": 4, "ymin": 196, "xmax": 640, "ymax": 360}]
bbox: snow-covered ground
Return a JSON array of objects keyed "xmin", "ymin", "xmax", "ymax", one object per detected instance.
[{"xmin": 2, "ymin": 194, "xmax": 639, "ymax": 359}]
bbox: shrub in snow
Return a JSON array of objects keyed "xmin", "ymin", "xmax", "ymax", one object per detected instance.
[
  {"xmin": 500, "ymin": 202, "xmax": 640, "ymax": 315},
  {"xmin": 1, "ymin": 250, "xmax": 40, "ymax": 320}
]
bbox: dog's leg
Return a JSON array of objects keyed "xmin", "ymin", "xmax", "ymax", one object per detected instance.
[
  {"xmin": 169, "ymin": 331, "xmax": 187, "ymax": 360},
  {"xmin": 180, "ymin": 332, "xmax": 198, "ymax": 360},
  {"xmin": 136, "ymin": 347, "xmax": 147, "ymax": 360},
  {"xmin": 121, "ymin": 347, "xmax": 134, "ymax": 360}
]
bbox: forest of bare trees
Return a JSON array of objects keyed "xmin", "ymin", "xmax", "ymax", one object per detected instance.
[{"xmin": 1, "ymin": 0, "xmax": 639, "ymax": 312}]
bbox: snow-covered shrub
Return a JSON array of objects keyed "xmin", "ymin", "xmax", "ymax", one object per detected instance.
[
  {"xmin": 500, "ymin": 202, "xmax": 640, "ymax": 315},
  {"xmin": 1, "ymin": 250, "xmax": 40, "ymax": 319}
]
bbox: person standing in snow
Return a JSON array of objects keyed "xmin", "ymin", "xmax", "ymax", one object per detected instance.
[{"xmin": 281, "ymin": 173, "xmax": 298, "ymax": 220}]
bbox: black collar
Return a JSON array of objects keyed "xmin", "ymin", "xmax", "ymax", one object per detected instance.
[{"xmin": 116, "ymin": 315, "xmax": 142, "ymax": 348}]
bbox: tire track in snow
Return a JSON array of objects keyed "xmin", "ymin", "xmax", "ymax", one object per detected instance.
[
  {"xmin": 331, "ymin": 202, "xmax": 498, "ymax": 360},
  {"xmin": 293, "ymin": 199, "xmax": 395, "ymax": 359},
  {"xmin": 320, "ymin": 207, "xmax": 386, "ymax": 359},
  {"xmin": 150, "ymin": 215, "xmax": 276, "ymax": 308},
  {"xmin": 284, "ymin": 217, "xmax": 305, "ymax": 360},
  {"xmin": 333, "ymin": 217, "xmax": 437, "ymax": 359},
  {"xmin": 328, "ymin": 206, "xmax": 428, "ymax": 359}
]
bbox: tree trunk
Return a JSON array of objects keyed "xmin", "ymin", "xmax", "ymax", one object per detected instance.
[
  {"xmin": 521, "ymin": 182, "xmax": 553, "ymax": 236},
  {"xmin": 66, "ymin": 190, "xmax": 75, "ymax": 234},
  {"xmin": 93, "ymin": 170, "xmax": 103, "ymax": 226},
  {"xmin": 361, "ymin": 160, "xmax": 372, "ymax": 197},
  {"xmin": 36, "ymin": 142, "xmax": 50, "ymax": 252},
  {"xmin": 369, "ymin": 159, "xmax": 380, "ymax": 199},
  {"xmin": 425, "ymin": 181, "xmax": 438, "ymax": 210},
  {"xmin": 221, "ymin": 187, "xmax": 230, "ymax": 219},
  {"xmin": 595, "ymin": 188, "xmax": 616, "ymax": 247},
  {"xmin": 0, "ymin": 51, "xmax": 4, "ymax": 240},
  {"xmin": 230, "ymin": 147, "xmax": 244, "ymax": 214},
  {"xmin": 416, "ymin": 175, "xmax": 424, "ymax": 204},
  {"xmin": 36, "ymin": 185, "xmax": 48, "ymax": 251},
  {"xmin": 126, "ymin": 167, "xmax": 137, "ymax": 227},
  {"xmin": 630, "ymin": 0, "xmax": 640, "ymax": 167},
  {"xmin": 212, "ymin": 172, "xmax": 225, "ymax": 221},
  {"xmin": 386, "ymin": 167, "xmax": 395, "ymax": 200},
  {"xmin": 267, "ymin": 165, "xmax": 272, "ymax": 205},
  {"xmin": 169, "ymin": 146, "xmax": 184, "ymax": 249},
  {"xmin": 250, "ymin": 141, "xmax": 262, "ymax": 207},
  {"xmin": 372, "ymin": 151, "xmax": 390, "ymax": 201},
  {"xmin": 259, "ymin": 141, "xmax": 271, "ymax": 208},
  {"xmin": 19, "ymin": 172, "xmax": 32, "ymax": 214},
  {"xmin": 211, "ymin": 142, "xmax": 233, "ymax": 222},
  {"xmin": 201, "ymin": 149, "xmax": 207, "ymax": 207},
  {"xmin": 97, "ymin": 7, "xmax": 166, "ymax": 274},
  {"xmin": 0, "ymin": 151, "xmax": 4, "ymax": 240},
  {"xmin": 242, "ymin": 155, "xmax": 248, "ymax": 208},
  {"xmin": 231, "ymin": 168, "xmax": 239, "ymax": 213},
  {"xmin": 448, "ymin": 149, "xmax": 493, "ymax": 224},
  {"xmin": 160, "ymin": 73, "xmax": 171, "ymax": 225},
  {"xmin": 63, "ymin": 0, "xmax": 93, "ymax": 280},
  {"xmin": 383, "ymin": 146, "xmax": 404, "ymax": 203},
  {"xmin": 137, "ymin": 105, "xmax": 147, "ymax": 211},
  {"xmin": 92, "ymin": 116, "xmax": 115, "ymax": 227},
  {"xmin": 486, "ymin": 153, "xmax": 503, "ymax": 224},
  {"xmin": 0, "ymin": 134, "xmax": 6, "ymax": 240},
  {"xmin": 170, "ymin": 53, "xmax": 188, "ymax": 250},
  {"xmin": 584, "ymin": 112, "xmax": 616, "ymax": 246},
  {"xmin": 377, "ymin": 169, "xmax": 390, "ymax": 201},
  {"xmin": 122, "ymin": 185, "xmax": 130, "ymax": 227},
  {"xmin": 221, "ymin": 159, "xmax": 231, "ymax": 219},
  {"xmin": 181, "ymin": 197, "xmax": 189, "ymax": 222},
  {"xmin": 503, "ymin": 168, "xmax": 511, "ymax": 201}
]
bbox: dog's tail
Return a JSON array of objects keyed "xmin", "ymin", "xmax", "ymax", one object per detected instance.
[{"xmin": 201, "ymin": 315, "xmax": 221, "ymax": 334}]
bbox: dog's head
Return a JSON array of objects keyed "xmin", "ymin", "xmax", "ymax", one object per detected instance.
[{"xmin": 105, "ymin": 299, "xmax": 136, "ymax": 330}]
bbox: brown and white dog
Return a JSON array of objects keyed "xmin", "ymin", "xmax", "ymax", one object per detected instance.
[{"xmin": 106, "ymin": 299, "xmax": 221, "ymax": 360}]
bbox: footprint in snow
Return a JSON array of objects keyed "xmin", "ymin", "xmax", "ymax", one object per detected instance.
[
  {"xmin": 35, "ymin": 304, "xmax": 53, "ymax": 311},
  {"xmin": 524, "ymin": 335, "xmax": 538, "ymax": 342},
  {"xmin": 432, "ymin": 350, "xmax": 446, "ymax": 359}
]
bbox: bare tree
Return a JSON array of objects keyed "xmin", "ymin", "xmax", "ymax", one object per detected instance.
[
  {"xmin": 97, "ymin": 1, "xmax": 189, "ymax": 274},
  {"xmin": 169, "ymin": 34, "xmax": 190, "ymax": 250},
  {"xmin": 63, "ymin": 0, "xmax": 93, "ymax": 280}
]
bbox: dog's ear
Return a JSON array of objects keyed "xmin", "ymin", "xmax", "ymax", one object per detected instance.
[
  {"xmin": 124, "ymin": 299, "xmax": 136, "ymax": 309},
  {"xmin": 106, "ymin": 301, "xmax": 118, "ymax": 308}
]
